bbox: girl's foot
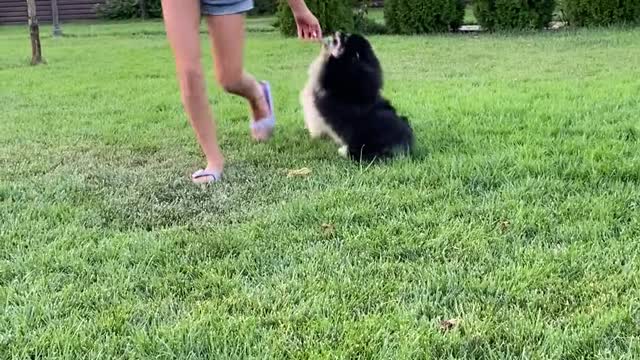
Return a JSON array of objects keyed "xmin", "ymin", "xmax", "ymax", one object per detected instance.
[
  {"xmin": 192, "ymin": 168, "xmax": 223, "ymax": 184},
  {"xmin": 250, "ymin": 81, "xmax": 275, "ymax": 142}
]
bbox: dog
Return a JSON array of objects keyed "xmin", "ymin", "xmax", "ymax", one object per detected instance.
[{"xmin": 300, "ymin": 32, "xmax": 414, "ymax": 161}]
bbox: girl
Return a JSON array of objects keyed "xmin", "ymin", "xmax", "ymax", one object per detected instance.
[{"xmin": 161, "ymin": 0, "xmax": 322, "ymax": 183}]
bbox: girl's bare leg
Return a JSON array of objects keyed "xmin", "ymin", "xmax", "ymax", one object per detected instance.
[
  {"xmin": 161, "ymin": 0, "xmax": 224, "ymax": 181},
  {"xmin": 205, "ymin": 14, "xmax": 272, "ymax": 141}
]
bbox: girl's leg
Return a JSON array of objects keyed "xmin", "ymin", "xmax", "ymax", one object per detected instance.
[
  {"xmin": 205, "ymin": 14, "xmax": 273, "ymax": 141},
  {"xmin": 161, "ymin": 0, "xmax": 224, "ymax": 182}
]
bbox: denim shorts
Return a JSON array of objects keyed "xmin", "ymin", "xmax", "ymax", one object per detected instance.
[{"xmin": 201, "ymin": 0, "xmax": 254, "ymax": 16}]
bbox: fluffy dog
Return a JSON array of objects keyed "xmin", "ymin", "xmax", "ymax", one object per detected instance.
[{"xmin": 300, "ymin": 32, "xmax": 414, "ymax": 161}]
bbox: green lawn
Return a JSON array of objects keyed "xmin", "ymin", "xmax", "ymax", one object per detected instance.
[
  {"xmin": 2, "ymin": 18, "xmax": 640, "ymax": 359},
  {"xmin": 464, "ymin": 6, "xmax": 477, "ymax": 25}
]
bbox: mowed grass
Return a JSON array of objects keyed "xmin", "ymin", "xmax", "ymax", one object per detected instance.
[{"xmin": 2, "ymin": 18, "xmax": 640, "ymax": 359}]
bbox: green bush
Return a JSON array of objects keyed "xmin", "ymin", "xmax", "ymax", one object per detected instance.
[
  {"xmin": 277, "ymin": 0, "xmax": 354, "ymax": 36},
  {"xmin": 384, "ymin": 0, "xmax": 465, "ymax": 34},
  {"xmin": 472, "ymin": 0, "xmax": 556, "ymax": 30},
  {"xmin": 96, "ymin": 0, "xmax": 162, "ymax": 19},
  {"xmin": 559, "ymin": 0, "xmax": 640, "ymax": 26}
]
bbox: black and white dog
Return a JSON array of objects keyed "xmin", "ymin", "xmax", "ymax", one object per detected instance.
[{"xmin": 300, "ymin": 32, "xmax": 414, "ymax": 161}]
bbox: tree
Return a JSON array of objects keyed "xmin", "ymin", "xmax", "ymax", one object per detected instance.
[
  {"xmin": 51, "ymin": 0, "xmax": 63, "ymax": 37},
  {"xmin": 26, "ymin": 0, "xmax": 44, "ymax": 65}
]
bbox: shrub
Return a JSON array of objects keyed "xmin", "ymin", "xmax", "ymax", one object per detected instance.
[
  {"xmin": 96, "ymin": 0, "xmax": 162, "ymax": 19},
  {"xmin": 277, "ymin": 0, "xmax": 354, "ymax": 36},
  {"xmin": 472, "ymin": 0, "xmax": 556, "ymax": 30},
  {"xmin": 559, "ymin": 0, "xmax": 640, "ymax": 26},
  {"xmin": 384, "ymin": 0, "xmax": 465, "ymax": 34}
]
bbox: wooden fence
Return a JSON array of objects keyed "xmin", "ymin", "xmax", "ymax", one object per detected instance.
[{"xmin": 0, "ymin": 0, "xmax": 105, "ymax": 25}]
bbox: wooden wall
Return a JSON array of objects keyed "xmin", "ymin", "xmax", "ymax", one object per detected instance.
[{"xmin": 0, "ymin": 0, "xmax": 105, "ymax": 25}]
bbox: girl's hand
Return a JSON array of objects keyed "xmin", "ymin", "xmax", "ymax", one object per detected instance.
[{"xmin": 293, "ymin": 8, "xmax": 322, "ymax": 41}]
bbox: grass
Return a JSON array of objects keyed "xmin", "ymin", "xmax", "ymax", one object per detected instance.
[
  {"xmin": 464, "ymin": 6, "xmax": 477, "ymax": 25},
  {"xmin": 2, "ymin": 17, "xmax": 640, "ymax": 359}
]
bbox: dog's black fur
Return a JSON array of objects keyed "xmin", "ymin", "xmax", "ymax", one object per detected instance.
[{"xmin": 313, "ymin": 32, "xmax": 414, "ymax": 161}]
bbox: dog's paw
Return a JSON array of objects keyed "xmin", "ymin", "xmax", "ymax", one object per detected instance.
[
  {"xmin": 338, "ymin": 146, "xmax": 349, "ymax": 158},
  {"xmin": 308, "ymin": 128, "xmax": 324, "ymax": 139}
]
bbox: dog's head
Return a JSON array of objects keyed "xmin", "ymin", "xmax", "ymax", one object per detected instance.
[
  {"xmin": 319, "ymin": 32, "xmax": 382, "ymax": 102},
  {"xmin": 322, "ymin": 32, "xmax": 376, "ymax": 65}
]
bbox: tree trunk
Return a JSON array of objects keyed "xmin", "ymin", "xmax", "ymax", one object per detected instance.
[
  {"xmin": 26, "ymin": 0, "xmax": 43, "ymax": 65},
  {"xmin": 51, "ymin": 0, "xmax": 63, "ymax": 37},
  {"xmin": 139, "ymin": 0, "xmax": 148, "ymax": 19}
]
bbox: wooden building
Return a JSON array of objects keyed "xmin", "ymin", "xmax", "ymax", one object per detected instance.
[{"xmin": 0, "ymin": 0, "xmax": 105, "ymax": 25}]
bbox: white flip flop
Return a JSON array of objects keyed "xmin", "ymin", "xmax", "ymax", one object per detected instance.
[
  {"xmin": 250, "ymin": 80, "xmax": 276, "ymax": 141},
  {"xmin": 191, "ymin": 169, "xmax": 222, "ymax": 184}
]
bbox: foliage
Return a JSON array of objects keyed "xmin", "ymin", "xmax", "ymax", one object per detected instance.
[
  {"xmin": 472, "ymin": 0, "xmax": 556, "ymax": 31},
  {"xmin": 384, "ymin": 0, "xmax": 465, "ymax": 34},
  {"xmin": 558, "ymin": 0, "xmax": 640, "ymax": 26}
]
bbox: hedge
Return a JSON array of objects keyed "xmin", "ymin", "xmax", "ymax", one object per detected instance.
[
  {"xmin": 472, "ymin": 0, "xmax": 556, "ymax": 31},
  {"xmin": 559, "ymin": 0, "xmax": 640, "ymax": 26},
  {"xmin": 277, "ymin": 0, "xmax": 354, "ymax": 36},
  {"xmin": 384, "ymin": 0, "xmax": 465, "ymax": 34},
  {"xmin": 97, "ymin": 0, "xmax": 162, "ymax": 19}
]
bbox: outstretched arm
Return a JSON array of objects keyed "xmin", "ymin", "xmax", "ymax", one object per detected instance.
[{"xmin": 287, "ymin": 0, "xmax": 322, "ymax": 41}]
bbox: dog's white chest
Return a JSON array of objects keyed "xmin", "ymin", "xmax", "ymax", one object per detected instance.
[{"xmin": 300, "ymin": 55, "xmax": 344, "ymax": 146}]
